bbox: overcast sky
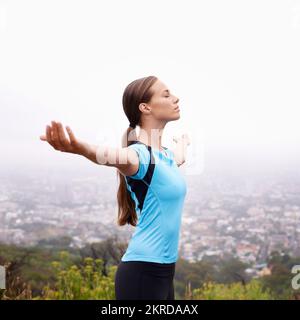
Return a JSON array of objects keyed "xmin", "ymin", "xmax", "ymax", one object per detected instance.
[{"xmin": 0, "ymin": 0, "xmax": 299, "ymax": 174}]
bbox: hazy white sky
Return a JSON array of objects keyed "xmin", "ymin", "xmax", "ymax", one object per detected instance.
[{"xmin": 0, "ymin": 0, "xmax": 299, "ymax": 171}]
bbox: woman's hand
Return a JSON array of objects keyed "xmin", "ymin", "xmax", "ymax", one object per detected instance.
[
  {"xmin": 172, "ymin": 133, "xmax": 191, "ymax": 166},
  {"xmin": 39, "ymin": 121, "xmax": 89, "ymax": 156},
  {"xmin": 173, "ymin": 133, "xmax": 191, "ymax": 146}
]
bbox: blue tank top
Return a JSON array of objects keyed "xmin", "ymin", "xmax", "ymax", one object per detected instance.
[{"xmin": 121, "ymin": 141, "xmax": 187, "ymax": 263}]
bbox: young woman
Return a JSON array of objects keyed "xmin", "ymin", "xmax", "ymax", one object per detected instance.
[{"xmin": 40, "ymin": 75, "xmax": 190, "ymax": 300}]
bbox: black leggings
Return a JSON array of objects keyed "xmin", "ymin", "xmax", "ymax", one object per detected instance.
[{"xmin": 115, "ymin": 261, "xmax": 176, "ymax": 300}]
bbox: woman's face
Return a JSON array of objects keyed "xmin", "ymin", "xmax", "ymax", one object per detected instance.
[{"xmin": 143, "ymin": 79, "xmax": 180, "ymax": 123}]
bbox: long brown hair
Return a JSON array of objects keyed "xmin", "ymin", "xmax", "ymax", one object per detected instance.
[{"xmin": 116, "ymin": 75, "xmax": 158, "ymax": 226}]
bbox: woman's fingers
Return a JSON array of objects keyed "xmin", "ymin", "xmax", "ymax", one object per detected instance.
[
  {"xmin": 173, "ymin": 134, "xmax": 190, "ymax": 145},
  {"xmin": 66, "ymin": 126, "xmax": 76, "ymax": 144},
  {"xmin": 182, "ymin": 133, "xmax": 191, "ymax": 145},
  {"xmin": 46, "ymin": 125, "xmax": 53, "ymax": 146},
  {"xmin": 41, "ymin": 121, "xmax": 83, "ymax": 155},
  {"xmin": 57, "ymin": 122, "xmax": 70, "ymax": 148},
  {"xmin": 51, "ymin": 121, "xmax": 63, "ymax": 150}
]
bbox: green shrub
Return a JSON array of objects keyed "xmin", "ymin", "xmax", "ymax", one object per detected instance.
[
  {"xmin": 39, "ymin": 252, "xmax": 116, "ymax": 300},
  {"xmin": 192, "ymin": 279, "xmax": 274, "ymax": 300}
]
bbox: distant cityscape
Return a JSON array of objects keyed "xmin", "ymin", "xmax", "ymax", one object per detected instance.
[{"xmin": 0, "ymin": 165, "xmax": 300, "ymax": 278}]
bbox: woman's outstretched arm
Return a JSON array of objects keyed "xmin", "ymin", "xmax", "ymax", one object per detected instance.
[{"xmin": 40, "ymin": 121, "xmax": 139, "ymax": 176}]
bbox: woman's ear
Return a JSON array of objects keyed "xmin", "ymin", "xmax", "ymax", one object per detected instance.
[{"xmin": 139, "ymin": 103, "xmax": 151, "ymax": 114}]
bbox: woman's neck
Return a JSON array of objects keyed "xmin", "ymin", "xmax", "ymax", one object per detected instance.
[{"xmin": 137, "ymin": 126, "xmax": 164, "ymax": 152}]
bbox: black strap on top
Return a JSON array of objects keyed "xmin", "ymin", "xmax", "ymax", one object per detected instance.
[{"xmin": 126, "ymin": 141, "xmax": 156, "ymax": 213}]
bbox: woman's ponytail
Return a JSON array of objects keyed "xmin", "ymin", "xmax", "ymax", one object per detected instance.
[
  {"xmin": 116, "ymin": 75, "xmax": 157, "ymax": 226},
  {"xmin": 116, "ymin": 125, "xmax": 138, "ymax": 226}
]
